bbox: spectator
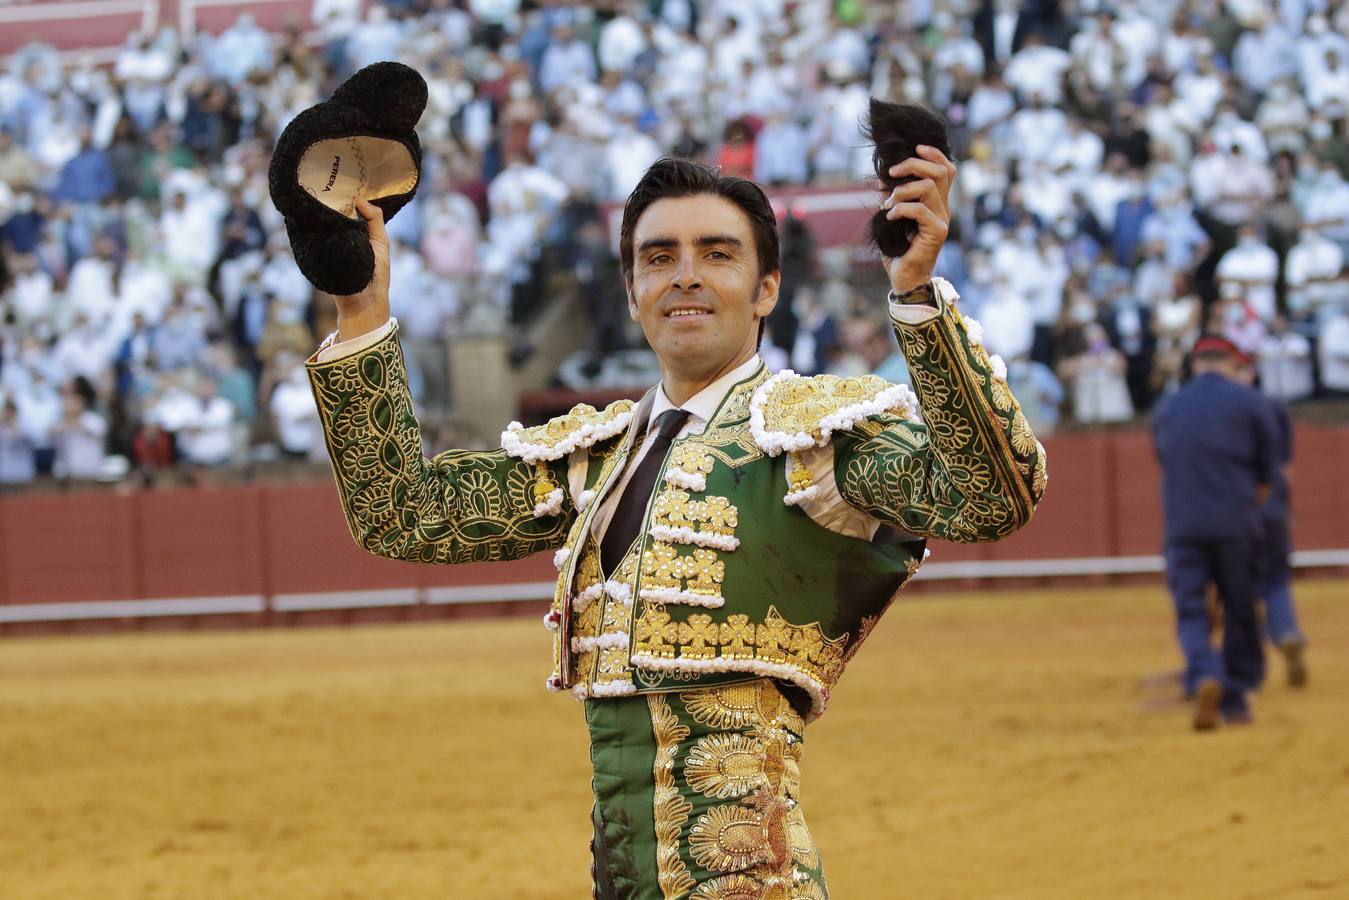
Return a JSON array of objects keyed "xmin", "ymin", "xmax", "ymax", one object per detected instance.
[
  {"xmin": 1216, "ymin": 224, "xmax": 1280, "ymax": 321},
  {"xmin": 176, "ymin": 377, "xmax": 235, "ymax": 467},
  {"xmin": 1065, "ymin": 323, "xmax": 1134, "ymax": 424},
  {"xmin": 270, "ymin": 357, "xmax": 324, "ymax": 460},
  {"xmin": 0, "ymin": 400, "xmax": 38, "ymax": 485},
  {"xmin": 51, "ymin": 386, "xmax": 107, "ymax": 479},
  {"xmin": 1319, "ymin": 301, "xmax": 1349, "ymax": 395},
  {"xmin": 53, "ymin": 127, "xmax": 114, "ymax": 204},
  {"xmin": 1284, "ymin": 223, "xmax": 1345, "ymax": 323},
  {"xmin": 1257, "ymin": 316, "xmax": 1314, "ymax": 402}
]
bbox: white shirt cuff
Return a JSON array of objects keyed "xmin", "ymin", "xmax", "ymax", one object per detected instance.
[
  {"xmin": 888, "ymin": 301, "xmax": 941, "ymax": 325},
  {"xmin": 313, "ymin": 318, "xmax": 396, "ymax": 363}
]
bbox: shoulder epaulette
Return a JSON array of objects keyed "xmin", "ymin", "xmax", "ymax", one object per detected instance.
[
  {"xmin": 749, "ymin": 371, "xmax": 920, "ymax": 456},
  {"xmin": 501, "ymin": 399, "xmax": 636, "ymax": 464}
]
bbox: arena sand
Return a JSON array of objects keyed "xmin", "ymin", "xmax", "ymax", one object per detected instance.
[{"xmin": 2, "ymin": 581, "xmax": 1346, "ymax": 899}]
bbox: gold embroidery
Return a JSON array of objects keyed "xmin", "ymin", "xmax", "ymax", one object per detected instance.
[
  {"xmin": 669, "ymin": 444, "xmax": 715, "ymax": 479},
  {"xmin": 643, "ymin": 541, "xmax": 683, "ymax": 591},
  {"xmin": 677, "ymin": 615, "xmax": 720, "ymax": 660},
  {"xmin": 690, "ymin": 874, "xmax": 763, "ymax": 900},
  {"xmin": 653, "ymin": 489, "xmax": 696, "ymax": 528},
  {"xmin": 786, "ymin": 452, "xmax": 815, "ymax": 497},
  {"xmin": 1032, "ymin": 441, "xmax": 1048, "ymax": 501},
  {"xmin": 636, "ymin": 607, "xmax": 848, "ymax": 695},
  {"xmin": 675, "ymin": 683, "xmax": 823, "ymax": 896},
  {"xmin": 759, "ymin": 373, "xmax": 896, "ymax": 439},
  {"xmin": 636, "ymin": 608, "xmax": 680, "ymax": 658},
  {"xmin": 684, "ymin": 733, "xmax": 768, "ymax": 799},
  {"xmin": 308, "ymin": 329, "xmax": 569, "ymax": 566},
  {"xmin": 786, "ymin": 806, "xmax": 819, "ymax": 870},
  {"xmin": 681, "ymin": 684, "xmax": 765, "ymax": 731},
  {"xmin": 683, "ymin": 548, "xmax": 725, "ymax": 598},
  {"xmin": 506, "ymin": 399, "xmax": 634, "ymax": 455},
  {"xmin": 649, "ymin": 694, "xmax": 696, "ymax": 899},
  {"xmin": 688, "ymin": 805, "xmax": 771, "ymax": 873},
  {"xmin": 693, "ymin": 496, "xmax": 738, "ymax": 535}
]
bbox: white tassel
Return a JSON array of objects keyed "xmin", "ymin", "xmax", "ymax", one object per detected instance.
[
  {"xmin": 571, "ymin": 631, "xmax": 631, "ymax": 653},
  {"xmin": 572, "ymin": 582, "xmax": 605, "ymax": 613},
  {"xmin": 637, "ymin": 586, "xmax": 726, "ymax": 608},
  {"xmin": 988, "ymin": 354, "xmax": 1008, "ymax": 381},
  {"xmin": 532, "ymin": 488, "xmax": 564, "ymax": 518},
  {"xmin": 630, "ymin": 653, "xmax": 829, "ymax": 719},
  {"xmin": 962, "ymin": 315, "xmax": 984, "ymax": 346},
  {"xmin": 783, "ymin": 484, "xmax": 822, "ymax": 507},
  {"xmin": 502, "ymin": 406, "xmax": 635, "ymax": 464},
  {"xmin": 576, "ymin": 489, "xmax": 596, "ymax": 512},
  {"xmin": 552, "ymin": 547, "xmax": 571, "ymax": 571},
  {"xmin": 663, "ymin": 468, "xmax": 707, "ymax": 491},
  {"xmin": 647, "ymin": 524, "xmax": 740, "ymax": 551}
]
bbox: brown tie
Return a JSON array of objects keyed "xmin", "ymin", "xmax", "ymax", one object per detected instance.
[{"xmin": 599, "ymin": 408, "xmax": 691, "ymax": 575}]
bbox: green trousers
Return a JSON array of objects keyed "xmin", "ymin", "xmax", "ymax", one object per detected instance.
[{"xmin": 585, "ymin": 679, "xmax": 829, "ymax": 900}]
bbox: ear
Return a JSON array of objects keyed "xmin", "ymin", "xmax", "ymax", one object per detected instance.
[
  {"xmin": 626, "ymin": 280, "xmax": 640, "ymax": 322},
  {"xmin": 753, "ymin": 269, "xmax": 781, "ymax": 321}
]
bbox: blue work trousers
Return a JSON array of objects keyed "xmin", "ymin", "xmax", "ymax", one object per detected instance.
[
  {"xmin": 1165, "ymin": 537, "xmax": 1267, "ymax": 705},
  {"xmin": 1256, "ymin": 516, "xmax": 1303, "ymax": 645}
]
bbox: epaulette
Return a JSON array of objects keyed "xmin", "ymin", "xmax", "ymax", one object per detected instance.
[
  {"xmin": 749, "ymin": 372, "xmax": 921, "ymax": 507},
  {"xmin": 749, "ymin": 371, "xmax": 920, "ymax": 456},
  {"xmin": 501, "ymin": 399, "xmax": 636, "ymax": 465}
]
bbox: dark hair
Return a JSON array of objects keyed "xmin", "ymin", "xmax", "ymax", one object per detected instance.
[
  {"xmin": 619, "ymin": 157, "xmax": 780, "ymax": 284},
  {"xmin": 863, "ymin": 99, "xmax": 950, "ymax": 260}
]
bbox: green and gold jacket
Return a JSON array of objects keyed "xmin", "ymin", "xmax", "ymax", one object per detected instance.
[{"xmin": 306, "ymin": 278, "xmax": 1046, "ymax": 720}]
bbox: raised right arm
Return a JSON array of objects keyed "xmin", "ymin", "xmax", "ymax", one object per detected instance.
[{"xmin": 307, "ymin": 325, "xmax": 574, "ymax": 563}]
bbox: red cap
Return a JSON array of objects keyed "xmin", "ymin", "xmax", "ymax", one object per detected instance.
[{"xmin": 1193, "ymin": 334, "xmax": 1253, "ymax": 366}]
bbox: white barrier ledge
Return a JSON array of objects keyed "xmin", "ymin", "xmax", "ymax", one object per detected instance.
[
  {"xmin": 2, "ymin": 551, "xmax": 1345, "ymax": 624},
  {"xmin": 0, "ymin": 594, "xmax": 265, "ymax": 623}
]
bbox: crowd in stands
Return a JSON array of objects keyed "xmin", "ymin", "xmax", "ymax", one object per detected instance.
[{"xmin": 2, "ymin": 0, "xmax": 1349, "ymax": 488}]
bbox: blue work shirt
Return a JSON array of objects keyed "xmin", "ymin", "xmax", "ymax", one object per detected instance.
[{"xmin": 1153, "ymin": 372, "xmax": 1280, "ymax": 543}]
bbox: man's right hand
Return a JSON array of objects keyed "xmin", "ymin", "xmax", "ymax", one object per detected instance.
[{"xmin": 334, "ymin": 196, "xmax": 392, "ymax": 341}]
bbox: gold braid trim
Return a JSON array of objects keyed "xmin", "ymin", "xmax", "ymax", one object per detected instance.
[{"xmin": 649, "ymin": 694, "xmax": 696, "ymax": 899}]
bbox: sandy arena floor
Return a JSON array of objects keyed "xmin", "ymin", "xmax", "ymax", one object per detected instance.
[{"xmin": 2, "ymin": 581, "xmax": 1346, "ymax": 900}]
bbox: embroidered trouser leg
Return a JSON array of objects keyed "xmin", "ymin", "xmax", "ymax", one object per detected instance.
[{"xmin": 585, "ymin": 679, "xmax": 829, "ymax": 899}]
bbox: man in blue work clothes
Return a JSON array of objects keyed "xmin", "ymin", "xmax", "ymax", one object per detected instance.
[
  {"xmin": 1236, "ymin": 358, "xmax": 1309, "ymax": 688},
  {"xmin": 1154, "ymin": 335, "xmax": 1280, "ymax": 730}
]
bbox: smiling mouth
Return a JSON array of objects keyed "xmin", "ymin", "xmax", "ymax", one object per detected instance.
[{"xmin": 665, "ymin": 307, "xmax": 712, "ymax": 318}]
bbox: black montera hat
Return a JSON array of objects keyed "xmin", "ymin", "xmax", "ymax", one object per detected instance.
[{"xmin": 268, "ymin": 62, "xmax": 427, "ymax": 296}]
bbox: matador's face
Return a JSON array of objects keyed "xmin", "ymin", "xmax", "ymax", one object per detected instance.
[{"xmin": 626, "ymin": 194, "xmax": 779, "ymax": 385}]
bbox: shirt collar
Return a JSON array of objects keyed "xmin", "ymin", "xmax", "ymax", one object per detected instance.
[{"xmin": 651, "ymin": 355, "xmax": 762, "ymax": 429}]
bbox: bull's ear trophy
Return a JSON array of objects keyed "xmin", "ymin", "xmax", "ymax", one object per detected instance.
[
  {"xmin": 268, "ymin": 61, "xmax": 427, "ymax": 295},
  {"xmin": 864, "ymin": 98, "xmax": 951, "ymax": 260}
]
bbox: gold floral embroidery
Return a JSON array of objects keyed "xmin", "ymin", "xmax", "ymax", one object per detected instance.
[
  {"xmin": 684, "ymin": 733, "xmax": 769, "ymax": 799},
  {"xmin": 684, "ymin": 549, "xmax": 725, "ymax": 598},
  {"xmin": 648, "ymin": 694, "xmax": 696, "ymax": 899},
  {"xmin": 307, "ymin": 328, "xmax": 570, "ymax": 565},
  {"xmin": 679, "ymin": 682, "xmax": 820, "ymax": 894},
  {"xmin": 669, "ymin": 444, "xmax": 715, "ymax": 479},
  {"xmin": 758, "ymin": 373, "xmax": 896, "ymax": 437},
  {"xmin": 643, "ymin": 542, "xmax": 683, "ymax": 592},
  {"xmin": 690, "ymin": 874, "xmax": 763, "ymax": 900},
  {"xmin": 834, "ymin": 300, "xmax": 1042, "ymax": 544},
  {"xmin": 653, "ymin": 489, "xmax": 696, "ymax": 528},
  {"xmin": 681, "ymin": 684, "xmax": 766, "ymax": 731},
  {"xmin": 689, "ymin": 805, "xmax": 771, "ymax": 873},
  {"xmin": 786, "ymin": 806, "xmax": 818, "ymax": 870},
  {"xmin": 636, "ymin": 608, "xmax": 847, "ymax": 701}
]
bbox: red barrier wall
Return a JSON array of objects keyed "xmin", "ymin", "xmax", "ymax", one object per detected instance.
[{"xmin": 1, "ymin": 424, "xmax": 1345, "ymax": 610}]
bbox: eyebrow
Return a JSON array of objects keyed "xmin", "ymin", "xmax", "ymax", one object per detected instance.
[{"xmin": 637, "ymin": 234, "xmax": 745, "ymax": 255}]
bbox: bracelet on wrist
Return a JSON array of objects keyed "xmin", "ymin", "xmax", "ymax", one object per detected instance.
[{"xmin": 888, "ymin": 281, "xmax": 935, "ymax": 305}]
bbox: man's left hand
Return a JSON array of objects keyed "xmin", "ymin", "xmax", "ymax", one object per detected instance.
[{"xmin": 879, "ymin": 145, "xmax": 957, "ymax": 295}]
